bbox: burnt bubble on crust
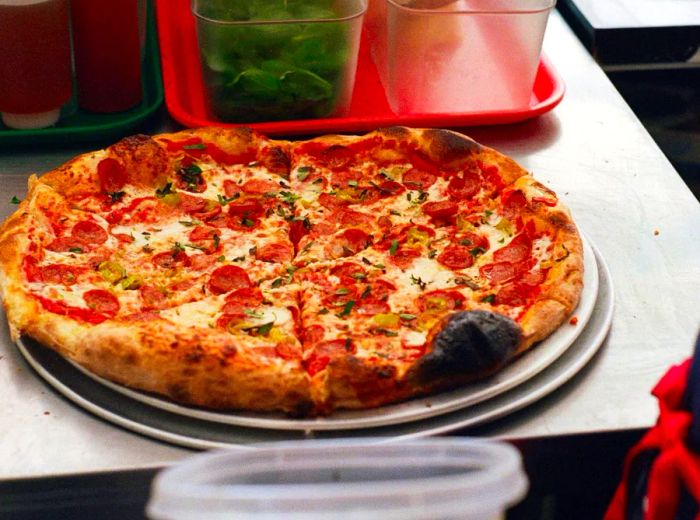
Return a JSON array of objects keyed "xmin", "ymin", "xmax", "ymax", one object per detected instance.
[
  {"xmin": 422, "ymin": 128, "xmax": 482, "ymax": 163},
  {"xmin": 411, "ymin": 310, "xmax": 521, "ymax": 384}
]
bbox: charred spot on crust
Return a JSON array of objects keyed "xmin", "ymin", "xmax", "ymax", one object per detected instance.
[
  {"xmin": 423, "ymin": 129, "xmax": 481, "ymax": 162},
  {"xmin": 377, "ymin": 126, "xmax": 411, "ymax": 139},
  {"xmin": 410, "ymin": 310, "xmax": 520, "ymax": 384}
]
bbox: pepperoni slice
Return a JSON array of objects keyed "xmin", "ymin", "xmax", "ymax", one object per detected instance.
[
  {"xmin": 72, "ymin": 220, "xmax": 108, "ymax": 245},
  {"xmin": 456, "ymin": 231, "xmax": 490, "ymax": 251},
  {"xmin": 337, "ymin": 209, "xmax": 374, "ymax": 228},
  {"xmin": 389, "ymin": 246, "xmax": 421, "ymax": 268},
  {"xmin": 83, "ymin": 289, "xmax": 119, "ymax": 316},
  {"xmin": 258, "ymin": 145, "xmax": 291, "ymax": 175},
  {"xmin": 330, "ymin": 262, "xmax": 366, "ymax": 280},
  {"xmin": 97, "ymin": 158, "xmax": 128, "ymax": 193},
  {"xmin": 375, "ymin": 180, "xmax": 405, "ymax": 197},
  {"xmin": 255, "ymin": 242, "xmax": 293, "ymax": 263},
  {"xmin": 189, "ymin": 254, "xmax": 218, "ymax": 271},
  {"xmin": 318, "ymin": 192, "xmax": 348, "ymax": 210},
  {"xmin": 41, "ymin": 264, "xmax": 80, "ymax": 285},
  {"xmin": 222, "ymin": 287, "xmax": 264, "ymax": 314},
  {"xmin": 330, "ymin": 168, "xmax": 362, "ymax": 187},
  {"xmin": 419, "ymin": 290, "xmax": 464, "ymax": 312},
  {"xmin": 273, "ymin": 343, "xmax": 301, "ymax": 361},
  {"xmin": 223, "ymin": 180, "xmax": 242, "ymax": 198},
  {"xmin": 367, "ymin": 279, "xmax": 397, "ymax": 300},
  {"xmin": 501, "ymin": 189, "xmax": 528, "ymax": 218},
  {"xmin": 437, "ymin": 245, "xmax": 474, "ymax": 270},
  {"xmin": 227, "ymin": 199, "xmax": 264, "ymax": 218},
  {"xmin": 494, "ymin": 282, "xmax": 539, "ymax": 306},
  {"xmin": 422, "ymin": 200, "xmax": 458, "ymax": 220},
  {"xmin": 493, "ymin": 233, "xmax": 531, "ymax": 264},
  {"xmin": 179, "ymin": 194, "xmax": 222, "ymax": 220},
  {"xmin": 520, "ymin": 268, "xmax": 547, "ymax": 286},
  {"xmin": 338, "ymin": 228, "xmax": 372, "ymax": 256},
  {"xmin": 448, "ymin": 170, "xmax": 481, "ymax": 199},
  {"xmin": 402, "ymin": 168, "xmax": 437, "ymax": 190},
  {"xmin": 188, "ymin": 226, "xmax": 221, "ymax": 254},
  {"xmin": 480, "ymin": 261, "xmax": 525, "ymax": 283},
  {"xmin": 304, "ymin": 339, "xmax": 355, "ymax": 376},
  {"xmin": 46, "ymin": 236, "xmax": 87, "ymax": 253},
  {"xmin": 355, "ymin": 298, "xmax": 390, "ymax": 315},
  {"xmin": 208, "ymin": 265, "xmax": 252, "ymax": 294},
  {"xmin": 152, "ymin": 250, "xmax": 190, "ymax": 269},
  {"xmin": 302, "ymin": 324, "xmax": 325, "ymax": 345},
  {"xmin": 241, "ymin": 178, "xmax": 280, "ymax": 195},
  {"xmin": 322, "ymin": 144, "xmax": 355, "ymax": 170},
  {"xmin": 289, "ymin": 219, "xmax": 310, "ymax": 247}
]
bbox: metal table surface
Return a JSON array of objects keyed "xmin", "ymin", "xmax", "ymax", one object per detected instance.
[{"xmin": 1, "ymin": 11, "xmax": 699, "ymax": 480}]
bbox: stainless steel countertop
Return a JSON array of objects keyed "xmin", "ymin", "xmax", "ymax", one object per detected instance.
[{"xmin": 1, "ymin": 11, "xmax": 699, "ymax": 480}]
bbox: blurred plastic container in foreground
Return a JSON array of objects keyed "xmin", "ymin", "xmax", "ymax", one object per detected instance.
[
  {"xmin": 191, "ymin": 0, "xmax": 367, "ymax": 123},
  {"xmin": 147, "ymin": 437, "xmax": 528, "ymax": 520},
  {"xmin": 0, "ymin": 0, "xmax": 72, "ymax": 129},
  {"xmin": 367, "ymin": 0, "xmax": 555, "ymax": 115}
]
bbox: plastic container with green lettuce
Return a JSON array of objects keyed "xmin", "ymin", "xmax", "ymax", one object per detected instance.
[{"xmin": 192, "ymin": 0, "xmax": 367, "ymax": 123}]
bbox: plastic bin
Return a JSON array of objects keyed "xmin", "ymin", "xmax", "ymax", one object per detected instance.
[
  {"xmin": 367, "ymin": 0, "xmax": 555, "ymax": 114},
  {"xmin": 191, "ymin": 0, "xmax": 367, "ymax": 123},
  {"xmin": 146, "ymin": 437, "xmax": 528, "ymax": 520}
]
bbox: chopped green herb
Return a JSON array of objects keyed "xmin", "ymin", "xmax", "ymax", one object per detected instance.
[
  {"xmin": 469, "ymin": 246, "xmax": 486, "ymax": 257},
  {"xmin": 348, "ymin": 180, "xmax": 358, "ymax": 187},
  {"xmin": 337, "ymin": 300, "xmax": 355, "ymax": 318},
  {"xmin": 485, "ymin": 209, "xmax": 493, "ymax": 217},
  {"xmin": 257, "ymin": 322, "xmax": 274, "ymax": 336},
  {"xmin": 301, "ymin": 240, "xmax": 315, "ymax": 254},
  {"xmin": 399, "ymin": 313, "xmax": 417, "ymax": 321},
  {"xmin": 172, "ymin": 242, "xmax": 186, "ymax": 255},
  {"xmin": 389, "ymin": 239, "xmax": 399, "ymax": 256},
  {"xmin": 371, "ymin": 327, "xmax": 399, "ymax": 337},
  {"xmin": 312, "ymin": 177, "xmax": 324, "ymax": 184},
  {"xmin": 379, "ymin": 170, "xmax": 394, "ymax": 181},
  {"xmin": 360, "ymin": 286, "xmax": 372, "ymax": 299},
  {"xmin": 244, "ymin": 309, "xmax": 265, "ymax": 319},
  {"xmin": 217, "ymin": 193, "xmax": 240, "ymax": 206},
  {"xmin": 481, "ymin": 294, "xmax": 496, "ymax": 303},
  {"xmin": 428, "ymin": 249, "xmax": 438, "ymax": 259},
  {"xmin": 318, "ymin": 308, "xmax": 330, "ymax": 315},
  {"xmin": 142, "ymin": 245, "xmax": 153, "ymax": 253},
  {"xmin": 271, "ymin": 277, "xmax": 284, "ymax": 288},
  {"xmin": 460, "ymin": 239, "xmax": 473, "ymax": 246},
  {"xmin": 10, "ymin": 196, "xmax": 21, "ymax": 204},
  {"xmin": 361, "ymin": 257, "xmax": 372, "ymax": 265},
  {"xmin": 335, "ymin": 287, "xmax": 350, "ymax": 295},
  {"xmin": 374, "ymin": 263, "xmax": 385, "ymax": 269},
  {"xmin": 232, "ymin": 255, "xmax": 246, "ymax": 262},
  {"xmin": 390, "ymin": 209, "xmax": 401, "ymax": 216},
  {"xmin": 68, "ymin": 247, "xmax": 83, "ymax": 254},
  {"xmin": 183, "ymin": 143, "xmax": 206, "ymax": 150},
  {"xmin": 241, "ymin": 218, "xmax": 255, "ymax": 227},
  {"xmin": 178, "ymin": 220, "xmax": 201, "ymax": 227},
  {"xmin": 213, "ymin": 234, "xmax": 220, "ymax": 249},
  {"xmin": 410, "ymin": 275, "xmax": 427, "ymax": 290},
  {"xmin": 185, "ymin": 243, "xmax": 206, "ymax": 251},
  {"xmin": 297, "ymin": 169, "xmax": 310, "ymax": 181},
  {"xmin": 278, "ymin": 191, "xmax": 300, "ymax": 204},
  {"xmin": 217, "ymin": 255, "xmax": 226, "ymax": 262},
  {"xmin": 107, "ymin": 191, "xmax": 125, "ymax": 202},
  {"xmin": 351, "ymin": 272, "xmax": 366, "ymax": 280},
  {"xmin": 155, "ymin": 182, "xmax": 174, "ymax": 198}
]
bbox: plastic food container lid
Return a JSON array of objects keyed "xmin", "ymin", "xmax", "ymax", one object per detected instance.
[{"xmin": 147, "ymin": 437, "xmax": 528, "ymax": 520}]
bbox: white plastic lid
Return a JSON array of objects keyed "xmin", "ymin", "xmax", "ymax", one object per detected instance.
[
  {"xmin": 2, "ymin": 109, "xmax": 60, "ymax": 130},
  {"xmin": 147, "ymin": 437, "xmax": 528, "ymax": 520}
]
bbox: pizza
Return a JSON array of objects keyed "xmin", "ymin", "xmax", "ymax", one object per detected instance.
[{"xmin": 0, "ymin": 127, "xmax": 583, "ymax": 416}]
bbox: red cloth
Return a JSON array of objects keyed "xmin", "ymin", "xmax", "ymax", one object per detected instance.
[{"xmin": 605, "ymin": 359, "xmax": 700, "ymax": 520}]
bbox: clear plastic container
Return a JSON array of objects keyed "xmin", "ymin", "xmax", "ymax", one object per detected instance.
[
  {"xmin": 191, "ymin": 0, "xmax": 367, "ymax": 123},
  {"xmin": 367, "ymin": 0, "xmax": 555, "ymax": 114},
  {"xmin": 147, "ymin": 437, "xmax": 528, "ymax": 520}
]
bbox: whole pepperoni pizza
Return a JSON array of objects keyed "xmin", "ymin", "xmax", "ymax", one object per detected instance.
[{"xmin": 0, "ymin": 127, "xmax": 583, "ymax": 416}]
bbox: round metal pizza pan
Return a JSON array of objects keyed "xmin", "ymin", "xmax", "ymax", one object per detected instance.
[
  {"xmin": 62, "ymin": 236, "xmax": 599, "ymax": 431},
  {"xmin": 15, "ymin": 239, "xmax": 612, "ymax": 447}
]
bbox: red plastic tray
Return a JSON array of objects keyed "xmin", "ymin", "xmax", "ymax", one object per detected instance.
[{"xmin": 155, "ymin": 0, "xmax": 565, "ymax": 136}]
